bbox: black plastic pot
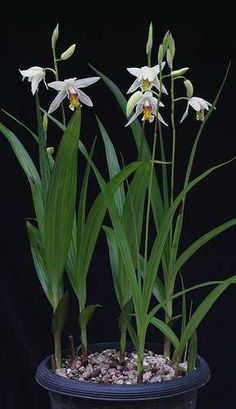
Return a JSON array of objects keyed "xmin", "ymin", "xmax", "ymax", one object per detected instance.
[{"xmin": 36, "ymin": 342, "xmax": 210, "ymax": 409}]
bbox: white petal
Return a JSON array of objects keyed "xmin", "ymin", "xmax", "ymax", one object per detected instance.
[
  {"xmin": 48, "ymin": 81, "xmax": 65, "ymax": 91},
  {"xmin": 126, "ymin": 91, "xmax": 143, "ymax": 117},
  {"xmin": 158, "ymin": 112, "xmax": 168, "ymax": 126},
  {"xmin": 125, "ymin": 105, "xmax": 143, "ymax": 127},
  {"xmin": 127, "ymin": 67, "xmax": 141, "ymax": 78},
  {"xmin": 141, "ymin": 66, "xmax": 152, "ymax": 81},
  {"xmin": 153, "ymin": 62, "xmax": 165, "ymax": 75},
  {"xmin": 195, "ymin": 97, "xmax": 212, "ymax": 110},
  {"xmin": 75, "ymin": 77, "xmax": 100, "ymax": 88},
  {"xmin": 78, "ymin": 89, "xmax": 93, "ymax": 107},
  {"xmin": 31, "ymin": 75, "xmax": 42, "ymax": 95},
  {"xmin": 127, "ymin": 78, "xmax": 140, "ymax": 94},
  {"xmin": 48, "ymin": 90, "xmax": 67, "ymax": 114},
  {"xmin": 189, "ymin": 97, "xmax": 201, "ymax": 111},
  {"xmin": 153, "ymin": 78, "xmax": 168, "ymax": 94},
  {"xmin": 180, "ymin": 104, "xmax": 190, "ymax": 123},
  {"xmin": 19, "ymin": 66, "xmax": 43, "ymax": 77},
  {"xmin": 149, "ymin": 114, "xmax": 155, "ymax": 123}
]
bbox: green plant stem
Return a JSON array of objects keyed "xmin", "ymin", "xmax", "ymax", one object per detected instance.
[
  {"xmin": 52, "ymin": 47, "xmax": 66, "ymax": 127},
  {"xmin": 170, "ymin": 74, "xmax": 176, "ymax": 211},
  {"xmin": 137, "ymin": 331, "xmax": 145, "ymax": 382},
  {"xmin": 119, "ymin": 321, "xmax": 127, "ymax": 362},
  {"xmin": 138, "ymin": 122, "xmax": 145, "ymax": 160},
  {"xmin": 143, "ymin": 121, "xmax": 158, "ymax": 276},
  {"xmin": 80, "ymin": 323, "xmax": 88, "ymax": 359},
  {"xmin": 54, "ymin": 331, "xmax": 61, "ymax": 369}
]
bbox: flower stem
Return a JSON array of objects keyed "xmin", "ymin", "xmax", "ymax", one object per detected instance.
[
  {"xmin": 54, "ymin": 331, "xmax": 61, "ymax": 369},
  {"xmin": 52, "ymin": 46, "xmax": 66, "ymax": 127},
  {"xmin": 143, "ymin": 121, "xmax": 158, "ymax": 276},
  {"xmin": 170, "ymin": 72, "xmax": 176, "ymax": 229}
]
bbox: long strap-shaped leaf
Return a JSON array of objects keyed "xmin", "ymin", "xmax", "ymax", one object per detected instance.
[
  {"xmin": 26, "ymin": 221, "xmax": 53, "ymax": 306},
  {"xmin": 170, "ymin": 63, "xmax": 231, "ymax": 269},
  {"xmin": 45, "ymin": 108, "xmax": 81, "ymax": 309},
  {"xmin": 80, "ymin": 142, "xmax": 143, "ymax": 316},
  {"xmin": 36, "ymin": 94, "xmax": 51, "ymax": 206},
  {"xmin": 171, "ymin": 218, "xmax": 236, "ymax": 283},
  {"xmin": 177, "ymin": 275, "xmax": 236, "ymax": 360},
  {"xmin": 0, "ymin": 122, "xmax": 45, "ymax": 236},
  {"xmin": 143, "ymin": 156, "xmax": 236, "ymax": 314},
  {"xmin": 97, "ymin": 116, "xmax": 125, "ymax": 216},
  {"xmin": 150, "ymin": 317, "xmax": 180, "ymax": 351},
  {"xmin": 89, "ymin": 64, "xmax": 165, "ymax": 227}
]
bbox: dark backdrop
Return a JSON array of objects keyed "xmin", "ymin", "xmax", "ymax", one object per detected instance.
[{"xmin": 0, "ymin": 18, "xmax": 236, "ymax": 409}]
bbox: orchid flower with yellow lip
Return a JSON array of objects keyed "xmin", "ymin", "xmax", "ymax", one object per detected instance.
[
  {"xmin": 180, "ymin": 96, "xmax": 212, "ymax": 123},
  {"xmin": 127, "ymin": 63, "xmax": 167, "ymax": 95},
  {"xmin": 125, "ymin": 91, "xmax": 167, "ymax": 127},
  {"xmin": 48, "ymin": 76, "xmax": 100, "ymax": 114},
  {"xmin": 19, "ymin": 66, "xmax": 47, "ymax": 95}
]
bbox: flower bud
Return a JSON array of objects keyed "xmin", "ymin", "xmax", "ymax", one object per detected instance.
[
  {"xmin": 171, "ymin": 67, "xmax": 189, "ymax": 77},
  {"xmin": 158, "ymin": 45, "xmax": 164, "ymax": 64},
  {"xmin": 168, "ymin": 33, "xmax": 175, "ymax": 59},
  {"xmin": 47, "ymin": 147, "xmax": 54, "ymax": 155},
  {"xmin": 43, "ymin": 113, "xmax": 48, "ymax": 133},
  {"xmin": 184, "ymin": 79, "xmax": 194, "ymax": 99},
  {"xmin": 166, "ymin": 49, "xmax": 173, "ymax": 69},
  {"xmin": 146, "ymin": 22, "xmax": 153, "ymax": 56},
  {"xmin": 51, "ymin": 23, "xmax": 59, "ymax": 50},
  {"xmin": 162, "ymin": 31, "xmax": 169, "ymax": 53},
  {"xmin": 61, "ymin": 44, "xmax": 76, "ymax": 60},
  {"xmin": 126, "ymin": 91, "xmax": 143, "ymax": 117}
]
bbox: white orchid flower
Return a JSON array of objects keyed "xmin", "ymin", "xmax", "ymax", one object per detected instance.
[
  {"xmin": 48, "ymin": 76, "xmax": 100, "ymax": 114},
  {"xmin": 19, "ymin": 66, "xmax": 46, "ymax": 95},
  {"xmin": 127, "ymin": 63, "xmax": 167, "ymax": 94},
  {"xmin": 180, "ymin": 96, "xmax": 212, "ymax": 123},
  {"xmin": 125, "ymin": 91, "xmax": 167, "ymax": 127}
]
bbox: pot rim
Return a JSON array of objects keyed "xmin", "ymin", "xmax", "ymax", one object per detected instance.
[{"xmin": 36, "ymin": 342, "xmax": 210, "ymax": 401}]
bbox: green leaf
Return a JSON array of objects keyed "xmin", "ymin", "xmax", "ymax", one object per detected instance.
[
  {"xmin": 0, "ymin": 122, "xmax": 45, "ymax": 237},
  {"xmin": 79, "ymin": 142, "xmax": 142, "ymax": 288},
  {"xmin": 45, "ymin": 108, "xmax": 81, "ymax": 308},
  {"xmin": 51, "ymin": 292, "xmax": 69, "ymax": 335},
  {"xmin": 26, "ymin": 221, "xmax": 53, "ymax": 305},
  {"xmin": 1, "ymin": 108, "xmax": 38, "ymax": 142},
  {"xmin": 150, "ymin": 317, "xmax": 180, "ymax": 351},
  {"xmin": 80, "ymin": 143, "xmax": 143, "ymax": 314},
  {"xmin": 89, "ymin": 64, "xmax": 165, "ymax": 228},
  {"xmin": 122, "ymin": 163, "xmax": 149, "ymax": 266},
  {"xmin": 172, "ymin": 218, "xmax": 236, "ymax": 283},
  {"xmin": 180, "ymin": 272, "xmax": 187, "ymax": 338},
  {"xmin": 79, "ymin": 304, "xmax": 101, "ymax": 328},
  {"xmin": 103, "ymin": 226, "xmax": 125, "ymax": 306},
  {"xmin": 144, "ymin": 156, "xmax": 236, "ymax": 315},
  {"xmin": 97, "ymin": 116, "xmax": 125, "ymax": 216},
  {"xmin": 177, "ymin": 275, "xmax": 236, "ymax": 360},
  {"xmin": 40, "ymin": 108, "xmax": 66, "ymax": 132},
  {"xmin": 36, "ymin": 94, "xmax": 51, "ymax": 205},
  {"xmin": 187, "ymin": 331, "xmax": 197, "ymax": 373},
  {"xmin": 171, "ymin": 63, "xmax": 232, "ymax": 274}
]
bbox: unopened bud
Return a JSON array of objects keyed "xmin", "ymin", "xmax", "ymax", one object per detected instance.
[
  {"xmin": 166, "ymin": 49, "xmax": 173, "ymax": 69},
  {"xmin": 158, "ymin": 45, "xmax": 164, "ymax": 64},
  {"xmin": 146, "ymin": 22, "xmax": 153, "ymax": 56},
  {"xmin": 162, "ymin": 31, "xmax": 170, "ymax": 53},
  {"xmin": 51, "ymin": 23, "xmax": 59, "ymax": 49},
  {"xmin": 126, "ymin": 91, "xmax": 143, "ymax": 117},
  {"xmin": 184, "ymin": 79, "xmax": 194, "ymax": 99},
  {"xmin": 61, "ymin": 44, "xmax": 76, "ymax": 60},
  {"xmin": 43, "ymin": 113, "xmax": 48, "ymax": 133},
  {"xmin": 168, "ymin": 33, "xmax": 175, "ymax": 59},
  {"xmin": 171, "ymin": 67, "xmax": 189, "ymax": 77},
  {"xmin": 47, "ymin": 147, "xmax": 54, "ymax": 155}
]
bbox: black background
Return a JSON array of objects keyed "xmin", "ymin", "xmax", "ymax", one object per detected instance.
[{"xmin": 0, "ymin": 14, "xmax": 236, "ymax": 409}]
